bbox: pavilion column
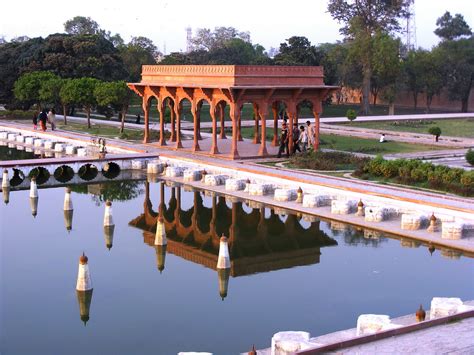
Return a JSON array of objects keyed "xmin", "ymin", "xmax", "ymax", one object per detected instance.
[
  {"xmin": 258, "ymin": 104, "xmax": 268, "ymax": 156},
  {"xmin": 142, "ymin": 98, "xmax": 150, "ymax": 143},
  {"xmin": 238, "ymin": 114, "xmax": 243, "ymax": 141},
  {"xmin": 219, "ymin": 102, "xmax": 226, "ymax": 139},
  {"xmin": 287, "ymin": 101, "xmax": 297, "ymax": 154},
  {"xmin": 210, "ymin": 103, "xmax": 219, "ymax": 155},
  {"xmin": 229, "ymin": 103, "xmax": 240, "ymax": 159},
  {"xmin": 158, "ymin": 100, "xmax": 166, "ymax": 146},
  {"xmin": 168, "ymin": 101, "xmax": 176, "ymax": 142},
  {"xmin": 252, "ymin": 103, "xmax": 260, "ymax": 144},
  {"xmin": 174, "ymin": 101, "xmax": 183, "ymax": 149},
  {"xmin": 192, "ymin": 102, "xmax": 200, "ymax": 152},
  {"xmin": 271, "ymin": 103, "xmax": 279, "ymax": 147},
  {"xmin": 197, "ymin": 101, "xmax": 203, "ymax": 140},
  {"xmin": 312, "ymin": 109, "xmax": 321, "ymax": 151}
]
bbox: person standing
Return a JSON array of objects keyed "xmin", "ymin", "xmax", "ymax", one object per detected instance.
[
  {"xmin": 277, "ymin": 122, "xmax": 289, "ymax": 158},
  {"xmin": 32, "ymin": 112, "xmax": 38, "ymax": 130},
  {"xmin": 306, "ymin": 120, "xmax": 314, "ymax": 147},
  {"xmin": 299, "ymin": 125, "xmax": 308, "ymax": 152},
  {"xmin": 292, "ymin": 123, "xmax": 301, "ymax": 154},
  {"xmin": 47, "ymin": 108, "xmax": 56, "ymax": 130},
  {"xmin": 38, "ymin": 109, "xmax": 48, "ymax": 131}
]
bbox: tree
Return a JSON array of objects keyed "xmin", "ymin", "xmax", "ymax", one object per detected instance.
[
  {"xmin": 94, "ymin": 81, "xmax": 131, "ymax": 133},
  {"xmin": 436, "ymin": 37, "xmax": 474, "ymax": 112},
  {"xmin": 403, "ymin": 49, "xmax": 427, "ymax": 109},
  {"xmin": 434, "ymin": 12, "xmax": 472, "ymax": 41},
  {"xmin": 372, "ymin": 33, "xmax": 403, "ymax": 115},
  {"xmin": 60, "ymin": 78, "xmax": 98, "ymax": 128},
  {"xmin": 189, "ymin": 26, "xmax": 251, "ymax": 51},
  {"xmin": 64, "ymin": 16, "xmax": 100, "ymax": 35},
  {"xmin": 328, "ymin": 0, "xmax": 409, "ymax": 115},
  {"xmin": 274, "ymin": 36, "xmax": 321, "ymax": 66},
  {"xmin": 13, "ymin": 71, "xmax": 58, "ymax": 109},
  {"xmin": 120, "ymin": 36, "xmax": 158, "ymax": 81},
  {"xmin": 466, "ymin": 149, "xmax": 474, "ymax": 166},
  {"xmin": 428, "ymin": 126, "xmax": 442, "ymax": 142},
  {"xmin": 420, "ymin": 50, "xmax": 444, "ymax": 112},
  {"xmin": 39, "ymin": 75, "xmax": 63, "ymax": 108},
  {"xmin": 59, "ymin": 79, "xmax": 74, "ymax": 124}
]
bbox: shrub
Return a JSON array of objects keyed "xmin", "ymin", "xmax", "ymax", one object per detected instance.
[
  {"xmin": 460, "ymin": 171, "xmax": 474, "ymax": 188},
  {"xmin": 466, "ymin": 149, "xmax": 474, "ymax": 166},
  {"xmin": 346, "ymin": 109, "xmax": 357, "ymax": 122},
  {"xmin": 428, "ymin": 126, "xmax": 442, "ymax": 142},
  {"xmin": 410, "ymin": 167, "xmax": 427, "ymax": 182}
]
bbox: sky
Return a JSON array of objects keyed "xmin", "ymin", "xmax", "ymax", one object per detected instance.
[{"xmin": 1, "ymin": 0, "xmax": 472, "ymax": 53}]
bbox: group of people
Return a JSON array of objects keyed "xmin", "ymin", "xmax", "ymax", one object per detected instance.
[
  {"xmin": 33, "ymin": 108, "xmax": 56, "ymax": 131},
  {"xmin": 277, "ymin": 119, "xmax": 315, "ymax": 158}
]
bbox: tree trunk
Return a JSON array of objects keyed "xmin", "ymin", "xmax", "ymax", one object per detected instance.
[
  {"xmin": 388, "ymin": 102, "xmax": 395, "ymax": 116},
  {"xmin": 372, "ymin": 91, "xmax": 378, "ymax": 106},
  {"xmin": 361, "ymin": 66, "xmax": 371, "ymax": 115},
  {"xmin": 63, "ymin": 104, "xmax": 67, "ymax": 124},
  {"xmin": 120, "ymin": 105, "xmax": 128, "ymax": 134},
  {"xmin": 426, "ymin": 95, "xmax": 432, "ymax": 113},
  {"xmin": 436, "ymin": 135, "xmax": 439, "ymax": 142},
  {"xmin": 461, "ymin": 98, "xmax": 468, "ymax": 113},
  {"xmin": 86, "ymin": 107, "xmax": 91, "ymax": 129},
  {"xmin": 413, "ymin": 92, "xmax": 418, "ymax": 110}
]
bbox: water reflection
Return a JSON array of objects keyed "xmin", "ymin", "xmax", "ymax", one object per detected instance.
[{"xmin": 130, "ymin": 182, "xmax": 338, "ymax": 284}]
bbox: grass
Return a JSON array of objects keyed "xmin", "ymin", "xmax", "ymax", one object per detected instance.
[
  {"xmin": 236, "ymin": 127, "xmax": 443, "ymax": 155},
  {"xmin": 335, "ymin": 118, "xmax": 474, "ymax": 138},
  {"xmin": 55, "ymin": 122, "xmax": 147, "ymax": 141}
]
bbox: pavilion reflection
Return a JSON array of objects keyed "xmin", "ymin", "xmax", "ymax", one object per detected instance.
[{"xmin": 129, "ymin": 181, "xmax": 338, "ymax": 279}]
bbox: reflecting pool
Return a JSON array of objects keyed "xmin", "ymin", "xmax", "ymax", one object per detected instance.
[
  {"xmin": 0, "ymin": 144, "xmax": 43, "ymax": 161},
  {"xmin": 1, "ymin": 178, "xmax": 473, "ymax": 354}
]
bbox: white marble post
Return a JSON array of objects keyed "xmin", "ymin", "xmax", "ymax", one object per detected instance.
[
  {"xmin": 76, "ymin": 253, "xmax": 93, "ymax": 291},
  {"xmin": 103, "ymin": 201, "xmax": 114, "ymax": 227},
  {"xmin": 217, "ymin": 235, "xmax": 231, "ymax": 269}
]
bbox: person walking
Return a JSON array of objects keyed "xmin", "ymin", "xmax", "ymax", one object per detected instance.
[
  {"xmin": 306, "ymin": 120, "xmax": 314, "ymax": 147},
  {"xmin": 299, "ymin": 125, "xmax": 308, "ymax": 152},
  {"xmin": 38, "ymin": 109, "xmax": 48, "ymax": 131},
  {"xmin": 32, "ymin": 112, "xmax": 38, "ymax": 130},
  {"xmin": 292, "ymin": 123, "xmax": 301, "ymax": 154},
  {"xmin": 277, "ymin": 122, "xmax": 289, "ymax": 158},
  {"xmin": 47, "ymin": 108, "xmax": 56, "ymax": 130}
]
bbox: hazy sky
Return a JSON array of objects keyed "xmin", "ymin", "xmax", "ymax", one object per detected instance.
[{"xmin": 2, "ymin": 0, "xmax": 472, "ymax": 53}]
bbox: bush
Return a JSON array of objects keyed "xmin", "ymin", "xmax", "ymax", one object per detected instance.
[
  {"xmin": 460, "ymin": 171, "xmax": 474, "ymax": 188},
  {"xmin": 428, "ymin": 126, "xmax": 442, "ymax": 141},
  {"xmin": 346, "ymin": 109, "xmax": 357, "ymax": 122},
  {"xmin": 466, "ymin": 149, "xmax": 474, "ymax": 166}
]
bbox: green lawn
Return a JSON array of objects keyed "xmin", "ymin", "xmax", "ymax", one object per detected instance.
[
  {"xmin": 237, "ymin": 127, "xmax": 444, "ymax": 154},
  {"xmin": 335, "ymin": 118, "xmax": 474, "ymax": 138},
  {"xmin": 55, "ymin": 122, "xmax": 148, "ymax": 141}
]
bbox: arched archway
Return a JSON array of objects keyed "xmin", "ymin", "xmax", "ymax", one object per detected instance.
[
  {"xmin": 78, "ymin": 164, "xmax": 98, "ymax": 181},
  {"xmin": 54, "ymin": 165, "xmax": 75, "ymax": 183}
]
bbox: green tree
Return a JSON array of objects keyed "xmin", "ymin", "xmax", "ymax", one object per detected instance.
[
  {"xmin": 94, "ymin": 81, "xmax": 132, "ymax": 133},
  {"xmin": 274, "ymin": 36, "xmax": 321, "ymax": 66},
  {"xmin": 39, "ymin": 75, "xmax": 63, "ymax": 108},
  {"xmin": 372, "ymin": 33, "xmax": 403, "ymax": 115},
  {"xmin": 120, "ymin": 36, "xmax": 158, "ymax": 81},
  {"xmin": 328, "ymin": 0, "xmax": 409, "ymax": 115},
  {"xmin": 428, "ymin": 126, "xmax": 442, "ymax": 142},
  {"xmin": 403, "ymin": 49, "xmax": 426, "ymax": 109},
  {"xmin": 13, "ymin": 71, "xmax": 58, "ymax": 109},
  {"xmin": 60, "ymin": 77, "xmax": 99, "ymax": 128},
  {"xmin": 64, "ymin": 16, "xmax": 100, "ymax": 35},
  {"xmin": 434, "ymin": 12, "xmax": 472, "ymax": 41},
  {"xmin": 189, "ymin": 26, "xmax": 251, "ymax": 51},
  {"xmin": 420, "ymin": 50, "xmax": 444, "ymax": 112},
  {"xmin": 59, "ymin": 78, "xmax": 74, "ymax": 124},
  {"xmin": 435, "ymin": 37, "xmax": 474, "ymax": 112}
]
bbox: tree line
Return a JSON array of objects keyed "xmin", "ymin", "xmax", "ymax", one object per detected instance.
[
  {"xmin": 13, "ymin": 71, "xmax": 131, "ymax": 132},
  {"xmin": 2, "ymin": 3, "xmax": 473, "ymax": 118}
]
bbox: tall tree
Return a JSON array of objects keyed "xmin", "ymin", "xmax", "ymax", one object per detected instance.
[
  {"xmin": 434, "ymin": 12, "xmax": 472, "ymax": 41},
  {"xmin": 328, "ymin": 0, "xmax": 409, "ymax": 114},
  {"xmin": 120, "ymin": 36, "xmax": 158, "ymax": 81},
  {"xmin": 94, "ymin": 81, "xmax": 131, "ymax": 133},
  {"xmin": 403, "ymin": 49, "xmax": 427, "ymax": 109},
  {"xmin": 435, "ymin": 37, "xmax": 474, "ymax": 112},
  {"xmin": 274, "ymin": 36, "xmax": 321, "ymax": 66},
  {"xmin": 59, "ymin": 78, "xmax": 74, "ymax": 124},
  {"xmin": 189, "ymin": 27, "xmax": 251, "ymax": 51},
  {"xmin": 13, "ymin": 71, "xmax": 58, "ymax": 109},
  {"xmin": 421, "ymin": 50, "xmax": 444, "ymax": 112},
  {"xmin": 64, "ymin": 16, "xmax": 100, "ymax": 35},
  {"xmin": 60, "ymin": 77, "xmax": 99, "ymax": 128}
]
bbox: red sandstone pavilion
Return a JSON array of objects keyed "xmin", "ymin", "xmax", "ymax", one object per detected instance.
[{"xmin": 127, "ymin": 65, "xmax": 338, "ymax": 159}]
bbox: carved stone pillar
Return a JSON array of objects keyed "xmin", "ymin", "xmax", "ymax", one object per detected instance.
[
  {"xmin": 229, "ymin": 103, "xmax": 240, "ymax": 159},
  {"xmin": 174, "ymin": 101, "xmax": 183, "ymax": 149},
  {"xmin": 142, "ymin": 98, "xmax": 150, "ymax": 143},
  {"xmin": 210, "ymin": 103, "xmax": 219, "ymax": 154},
  {"xmin": 197, "ymin": 101, "xmax": 203, "ymax": 140},
  {"xmin": 168, "ymin": 101, "xmax": 176, "ymax": 142},
  {"xmin": 252, "ymin": 103, "xmax": 260, "ymax": 144},
  {"xmin": 192, "ymin": 101, "xmax": 200, "ymax": 151},
  {"xmin": 287, "ymin": 101, "xmax": 297, "ymax": 154},
  {"xmin": 238, "ymin": 113, "xmax": 243, "ymax": 141},
  {"xmin": 312, "ymin": 110, "xmax": 321, "ymax": 151},
  {"xmin": 219, "ymin": 102, "xmax": 226, "ymax": 139},
  {"xmin": 258, "ymin": 104, "xmax": 268, "ymax": 156},
  {"xmin": 271, "ymin": 103, "xmax": 279, "ymax": 147},
  {"xmin": 158, "ymin": 100, "xmax": 166, "ymax": 146}
]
